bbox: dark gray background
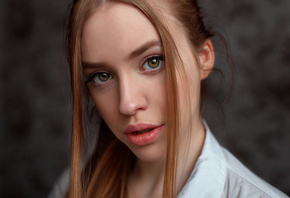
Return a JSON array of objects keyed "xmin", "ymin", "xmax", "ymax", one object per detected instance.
[{"xmin": 0, "ymin": 0, "xmax": 289, "ymax": 197}]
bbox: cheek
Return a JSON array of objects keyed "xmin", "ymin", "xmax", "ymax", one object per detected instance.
[
  {"xmin": 177, "ymin": 56, "xmax": 201, "ymax": 104},
  {"xmin": 89, "ymin": 87, "xmax": 119, "ymax": 129},
  {"xmin": 176, "ymin": 50, "xmax": 202, "ymax": 129},
  {"xmin": 154, "ymin": 86, "xmax": 167, "ymax": 118},
  {"xmin": 151, "ymin": 74, "xmax": 167, "ymax": 114}
]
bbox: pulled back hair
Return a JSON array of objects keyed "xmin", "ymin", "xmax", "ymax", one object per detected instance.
[{"xmin": 66, "ymin": 0, "xmax": 214, "ymax": 197}]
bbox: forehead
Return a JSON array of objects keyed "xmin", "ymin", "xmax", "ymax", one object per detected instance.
[{"xmin": 81, "ymin": 2, "xmax": 161, "ymax": 62}]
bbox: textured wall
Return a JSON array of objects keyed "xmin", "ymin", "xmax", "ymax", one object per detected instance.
[
  {"xmin": 0, "ymin": 0, "xmax": 289, "ymax": 197},
  {"xmin": 204, "ymin": 0, "xmax": 290, "ymax": 195},
  {"xmin": 0, "ymin": 1, "xmax": 71, "ymax": 197}
]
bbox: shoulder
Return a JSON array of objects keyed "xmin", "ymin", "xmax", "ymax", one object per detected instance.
[
  {"xmin": 220, "ymin": 148, "xmax": 288, "ymax": 198},
  {"xmin": 178, "ymin": 125, "xmax": 288, "ymax": 198}
]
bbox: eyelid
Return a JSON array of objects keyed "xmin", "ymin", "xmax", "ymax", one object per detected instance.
[
  {"xmin": 85, "ymin": 73, "xmax": 95, "ymax": 83},
  {"xmin": 85, "ymin": 72, "xmax": 98, "ymax": 83},
  {"xmin": 85, "ymin": 71, "xmax": 113, "ymax": 85},
  {"xmin": 140, "ymin": 55, "xmax": 165, "ymax": 71}
]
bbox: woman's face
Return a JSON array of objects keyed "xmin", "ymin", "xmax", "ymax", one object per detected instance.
[
  {"xmin": 82, "ymin": 2, "xmax": 167, "ymax": 162},
  {"xmin": 81, "ymin": 2, "xmax": 212, "ymax": 162}
]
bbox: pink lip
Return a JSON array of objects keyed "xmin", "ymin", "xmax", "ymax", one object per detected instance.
[{"xmin": 124, "ymin": 123, "xmax": 164, "ymax": 146}]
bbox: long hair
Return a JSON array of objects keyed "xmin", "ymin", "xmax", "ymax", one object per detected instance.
[{"xmin": 66, "ymin": 0, "xmax": 213, "ymax": 197}]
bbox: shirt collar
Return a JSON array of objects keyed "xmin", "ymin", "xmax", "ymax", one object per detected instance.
[{"xmin": 178, "ymin": 123, "xmax": 226, "ymax": 197}]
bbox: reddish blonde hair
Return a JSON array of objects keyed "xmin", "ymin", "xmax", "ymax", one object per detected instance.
[{"xmin": 66, "ymin": 0, "xmax": 212, "ymax": 197}]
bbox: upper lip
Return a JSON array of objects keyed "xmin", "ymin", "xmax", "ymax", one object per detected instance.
[{"xmin": 124, "ymin": 123, "xmax": 161, "ymax": 134}]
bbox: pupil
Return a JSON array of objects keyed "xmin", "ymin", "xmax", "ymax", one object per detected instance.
[
  {"xmin": 149, "ymin": 58, "xmax": 159, "ymax": 67},
  {"xmin": 99, "ymin": 73, "xmax": 109, "ymax": 81}
]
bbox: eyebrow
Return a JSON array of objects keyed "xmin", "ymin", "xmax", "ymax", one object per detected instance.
[
  {"xmin": 127, "ymin": 39, "xmax": 161, "ymax": 60},
  {"xmin": 82, "ymin": 62, "xmax": 110, "ymax": 69},
  {"xmin": 82, "ymin": 39, "xmax": 161, "ymax": 69}
]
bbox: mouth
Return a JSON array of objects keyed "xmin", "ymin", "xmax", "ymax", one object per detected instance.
[
  {"xmin": 124, "ymin": 123, "xmax": 160, "ymax": 134},
  {"xmin": 132, "ymin": 128, "xmax": 154, "ymax": 134},
  {"xmin": 124, "ymin": 124, "xmax": 164, "ymax": 146}
]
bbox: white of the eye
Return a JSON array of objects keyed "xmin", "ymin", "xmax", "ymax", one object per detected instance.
[
  {"xmin": 93, "ymin": 73, "xmax": 112, "ymax": 84},
  {"xmin": 143, "ymin": 57, "xmax": 162, "ymax": 70}
]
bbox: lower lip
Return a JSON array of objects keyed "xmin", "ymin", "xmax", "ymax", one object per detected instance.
[{"xmin": 126, "ymin": 125, "xmax": 163, "ymax": 146}]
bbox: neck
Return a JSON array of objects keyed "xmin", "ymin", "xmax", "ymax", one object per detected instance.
[
  {"xmin": 134, "ymin": 158, "xmax": 166, "ymax": 179},
  {"xmin": 128, "ymin": 157, "xmax": 166, "ymax": 198},
  {"xmin": 127, "ymin": 118, "xmax": 206, "ymax": 198},
  {"xmin": 175, "ymin": 118, "xmax": 206, "ymax": 193}
]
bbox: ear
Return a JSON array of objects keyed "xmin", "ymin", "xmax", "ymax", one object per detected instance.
[{"xmin": 198, "ymin": 39, "xmax": 215, "ymax": 80}]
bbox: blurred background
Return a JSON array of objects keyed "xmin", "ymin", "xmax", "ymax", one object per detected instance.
[{"xmin": 0, "ymin": 0, "xmax": 289, "ymax": 197}]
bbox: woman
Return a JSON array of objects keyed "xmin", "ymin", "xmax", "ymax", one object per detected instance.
[{"xmin": 61, "ymin": 0, "xmax": 288, "ymax": 197}]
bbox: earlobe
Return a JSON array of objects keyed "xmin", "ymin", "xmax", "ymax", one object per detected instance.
[{"xmin": 199, "ymin": 39, "xmax": 215, "ymax": 80}]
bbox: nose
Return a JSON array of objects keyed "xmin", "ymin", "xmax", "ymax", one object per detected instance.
[{"xmin": 118, "ymin": 76, "xmax": 148, "ymax": 116}]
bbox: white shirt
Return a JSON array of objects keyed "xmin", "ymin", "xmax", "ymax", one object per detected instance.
[
  {"xmin": 178, "ymin": 125, "xmax": 288, "ymax": 198},
  {"xmin": 49, "ymin": 126, "xmax": 288, "ymax": 198}
]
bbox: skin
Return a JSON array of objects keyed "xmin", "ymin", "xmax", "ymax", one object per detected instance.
[{"xmin": 81, "ymin": 2, "xmax": 214, "ymax": 198}]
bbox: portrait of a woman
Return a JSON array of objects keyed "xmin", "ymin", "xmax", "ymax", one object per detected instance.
[{"xmin": 54, "ymin": 0, "xmax": 289, "ymax": 197}]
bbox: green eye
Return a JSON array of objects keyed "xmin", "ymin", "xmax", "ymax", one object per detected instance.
[
  {"xmin": 148, "ymin": 58, "xmax": 159, "ymax": 68},
  {"xmin": 97, "ymin": 73, "xmax": 111, "ymax": 82},
  {"xmin": 143, "ymin": 55, "xmax": 164, "ymax": 70},
  {"xmin": 86, "ymin": 72, "xmax": 113, "ymax": 84}
]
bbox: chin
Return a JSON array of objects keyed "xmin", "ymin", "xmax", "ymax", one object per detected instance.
[{"xmin": 129, "ymin": 143, "xmax": 167, "ymax": 163}]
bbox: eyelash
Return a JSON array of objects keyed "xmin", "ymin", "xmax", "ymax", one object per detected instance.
[
  {"xmin": 85, "ymin": 55, "xmax": 165, "ymax": 85},
  {"xmin": 141, "ymin": 55, "xmax": 165, "ymax": 71},
  {"xmin": 85, "ymin": 72, "xmax": 113, "ymax": 84}
]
